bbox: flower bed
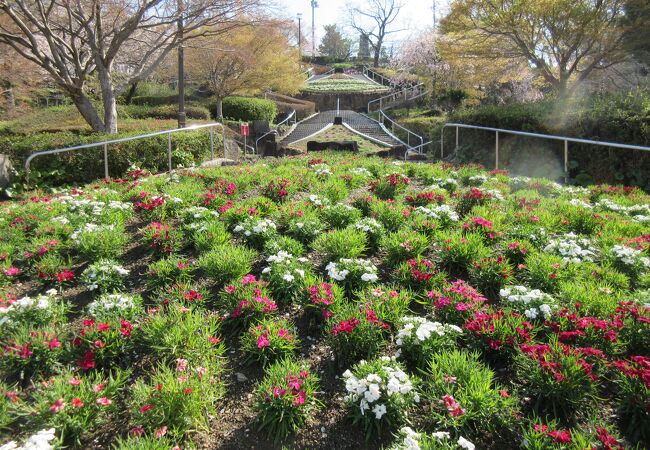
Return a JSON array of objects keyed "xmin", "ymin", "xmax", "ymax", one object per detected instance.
[{"xmin": 0, "ymin": 153, "xmax": 648, "ymax": 449}]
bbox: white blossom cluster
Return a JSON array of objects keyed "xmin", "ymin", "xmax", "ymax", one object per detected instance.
[
  {"xmin": 262, "ymin": 251, "xmax": 308, "ymax": 282},
  {"xmin": 0, "ymin": 289, "xmax": 57, "ymax": 320},
  {"xmin": 81, "ymin": 260, "xmax": 129, "ymax": 291},
  {"xmin": 429, "ymin": 178, "xmax": 458, "ymax": 192},
  {"xmin": 415, "ymin": 205, "xmax": 459, "ymax": 222},
  {"xmin": 343, "ymin": 358, "xmax": 418, "ymax": 419},
  {"xmin": 71, "ymin": 223, "xmax": 116, "ymax": 242},
  {"xmin": 391, "ymin": 427, "xmax": 475, "ymax": 450},
  {"xmin": 87, "ymin": 293, "xmax": 139, "ymax": 317},
  {"xmin": 290, "ymin": 219, "xmax": 323, "ymax": 237},
  {"xmin": 596, "ymin": 199, "xmax": 650, "ymax": 222},
  {"xmin": 312, "ymin": 163, "xmax": 333, "ymax": 177},
  {"xmin": 353, "ymin": 217, "xmax": 383, "ymax": 234},
  {"xmin": 557, "ymin": 184, "xmax": 590, "ymax": 196},
  {"xmin": 610, "ymin": 245, "xmax": 650, "ymax": 269},
  {"xmin": 395, "ymin": 317, "xmax": 462, "ymax": 348},
  {"xmin": 466, "ymin": 175, "xmax": 489, "ymax": 186},
  {"xmin": 351, "ymin": 167, "xmax": 372, "ymax": 177},
  {"xmin": 325, "ymin": 258, "xmax": 378, "ymax": 282},
  {"xmin": 482, "ymin": 189, "xmax": 505, "ymax": 201},
  {"xmin": 543, "ymin": 233, "xmax": 598, "ymax": 263},
  {"xmin": 0, "ymin": 428, "xmax": 56, "ymax": 450},
  {"xmin": 60, "ymin": 197, "xmax": 131, "ymax": 218},
  {"xmin": 499, "ymin": 285, "xmax": 556, "ymax": 320},
  {"xmin": 569, "ymin": 198, "xmax": 593, "ymax": 209},
  {"xmin": 233, "ymin": 218, "xmax": 277, "ymax": 237},
  {"xmin": 181, "ymin": 206, "xmax": 219, "ymax": 223},
  {"xmin": 307, "ymin": 194, "xmax": 328, "ymax": 207}
]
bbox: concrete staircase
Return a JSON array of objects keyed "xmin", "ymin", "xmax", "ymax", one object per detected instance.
[{"xmin": 280, "ymin": 110, "xmax": 403, "ymax": 147}]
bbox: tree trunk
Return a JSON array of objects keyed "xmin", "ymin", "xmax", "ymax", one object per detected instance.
[
  {"xmin": 70, "ymin": 89, "xmax": 106, "ymax": 133},
  {"xmin": 98, "ymin": 65, "xmax": 118, "ymax": 134},
  {"xmin": 430, "ymin": 73, "xmax": 437, "ymax": 111},
  {"xmin": 216, "ymin": 97, "xmax": 223, "ymax": 119},
  {"xmin": 373, "ymin": 49, "xmax": 381, "ymax": 67},
  {"xmin": 124, "ymin": 82, "xmax": 139, "ymax": 105},
  {"xmin": 2, "ymin": 81, "xmax": 15, "ymax": 117}
]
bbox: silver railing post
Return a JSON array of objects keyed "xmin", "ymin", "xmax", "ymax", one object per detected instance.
[
  {"xmin": 167, "ymin": 134, "xmax": 172, "ymax": 172},
  {"xmin": 495, "ymin": 131, "xmax": 499, "ymax": 170},
  {"xmin": 210, "ymin": 128, "xmax": 215, "ymax": 160},
  {"xmin": 564, "ymin": 140, "xmax": 569, "ymax": 184},
  {"xmin": 455, "ymin": 126, "xmax": 459, "ymax": 149},
  {"xmin": 103, "ymin": 143, "xmax": 109, "ymax": 179},
  {"xmin": 440, "ymin": 127, "xmax": 445, "ymax": 159}
]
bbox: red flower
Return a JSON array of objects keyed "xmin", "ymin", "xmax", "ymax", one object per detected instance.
[
  {"xmin": 140, "ymin": 404, "xmax": 154, "ymax": 414},
  {"xmin": 548, "ymin": 429, "xmax": 571, "ymax": 444},
  {"xmin": 71, "ymin": 398, "xmax": 84, "ymax": 408},
  {"xmin": 78, "ymin": 350, "xmax": 96, "ymax": 370}
]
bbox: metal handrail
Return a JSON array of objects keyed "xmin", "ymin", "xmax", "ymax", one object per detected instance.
[
  {"xmin": 440, "ymin": 122, "xmax": 650, "ymax": 182},
  {"xmin": 362, "ymin": 66, "xmax": 395, "ymax": 88},
  {"xmin": 25, "ymin": 122, "xmax": 225, "ymax": 180},
  {"xmin": 367, "ymin": 83, "xmax": 426, "ymax": 113},
  {"xmin": 255, "ymin": 110, "xmax": 297, "ymax": 153},
  {"xmin": 379, "ymin": 110, "xmax": 424, "ymax": 149}
]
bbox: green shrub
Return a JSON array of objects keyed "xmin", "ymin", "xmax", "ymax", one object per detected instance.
[
  {"xmin": 312, "ymin": 228, "xmax": 367, "ymax": 262},
  {"xmin": 424, "ymin": 350, "xmax": 517, "ymax": 436},
  {"xmin": 254, "ymin": 358, "xmax": 322, "ymax": 441},
  {"xmin": 240, "ymin": 317, "xmax": 300, "ymax": 365},
  {"xmin": 29, "ymin": 369, "xmax": 129, "ymax": 446},
  {"xmin": 198, "ymin": 244, "xmax": 256, "ymax": 285},
  {"xmin": 211, "ymin": 96, "xmax": 277, "ymax": 122},
  {"xmin": 140, "ymin": 306, "xmax": 226, "ymax": 366},
  {"xmin": 2, "ymin": 129, "xmax": 216, "ymax": 185},
  {"xmin": 342, "ymin": 357, "xmax": 419, "ymax": 438},
  {"xmin": 129, "ymin": 361, "xmax": 223, "ymax": 439}
]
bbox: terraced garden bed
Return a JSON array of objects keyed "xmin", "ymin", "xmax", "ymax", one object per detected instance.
[
  {"xmin": 0, "ymin": 153, "xmax": 649, "ymax": 449},
  {"xmin": 302, "ymin": 76, "xmax": 390, "ymax": 94}
]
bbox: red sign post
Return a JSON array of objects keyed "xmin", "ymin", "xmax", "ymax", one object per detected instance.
[{"xmin": 240, "ymin": 123, "xmax": 250, "ymax": 154}]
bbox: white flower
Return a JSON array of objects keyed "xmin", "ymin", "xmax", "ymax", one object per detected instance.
[
  {"xmin": 457, "ymin": 436, "xmax": 475, "ymax": 450},
  {"xmin": 361, "ymin": 272, "xmax": 378, "ymax": 282},
  {"xmin": 372, "ymin": 403, "xmax": 387, "ymax": 419},
  {"xmin": 364, "ymin": 383, "xmax": 381, "ymax": 403},
  {"xmin": 282, "ymin": 273, "xmax": 295, "ymax": 282},
  {"xmin": 431, "ymin": 431, "xmax": 450, "ymax": 440}
]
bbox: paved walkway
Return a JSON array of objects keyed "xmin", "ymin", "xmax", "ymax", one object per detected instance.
[{"xmin": 280, "ymin": 110, "xmax": 403, "ymax": 147}]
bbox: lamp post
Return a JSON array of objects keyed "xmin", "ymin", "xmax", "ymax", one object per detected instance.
[
  {"xmin": 310, "ymin": 0, "xmax": 318, "ymax": 57},
  {"xmin": 177, "ymin": 0, "xmax": 185, "ymax": 128},
  {"xmin": 297, "ymin": 13, "xmax": 302, "ymax": 60}
]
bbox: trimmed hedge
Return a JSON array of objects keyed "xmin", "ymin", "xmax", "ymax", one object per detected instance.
[
  {"xmin": 209, "ymin": 97, "xmax": 278, "ymax": 123},
  {"xmin": 264, "ymin": 92, "xmax": 316, "ymax": 120},
  {"xmin": 0, "ymin": 129, "xmax": 220, "ymax": 186},
  {"xmin": 122, "ymin": 104, "xmax": 210, "ymax": 120}
]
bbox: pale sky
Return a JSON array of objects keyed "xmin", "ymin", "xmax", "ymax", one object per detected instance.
[{"xmin": 273, "ymin": 0, "xmax": 449, "ymax": 52}]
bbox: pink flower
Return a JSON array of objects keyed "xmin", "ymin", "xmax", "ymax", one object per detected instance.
[
  {"xmin": 155, "ymin": 426, "xmax": 168, "ymax": 438},
  {"xmin": 49, "ymin": 398, "xmax": 66, "ymax": 413},
  {"xmin": 176, "ymin": 358, "xmax": 188, "ymax": 372},
  {"xmin": 96, "ymin": 397, "xmax": 112, "ymax": 406},
  {"xmin": 130, "ymin": 426, "xmax": 145, "ymax": 436},
  {"xmin": 68, "ymin": 377, "xmax": 81, "ymax": 386},
  {"xmin": 242, "ymin": 274, "xmax": 257, "ymax": 285},
  {"xmin": 3, "ymin": 266, "xmax": 20, "ymax": 277},
  {"xmin": 71, "ymin": 398, "xmax": 84, "ymax": 408},
  {"xmin": 257, "ymin": 334, "xmax": 270, "ymax": 348},
  {"xmin": 93, "ymin": 383, "xmax": 105, "ymax": 392}
]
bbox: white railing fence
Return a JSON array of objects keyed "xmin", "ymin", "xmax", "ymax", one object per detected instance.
[
  {"xmin": 24, "ymin": 123, "xmax": 225, "ymax": 181},
  {"xmin": 440, "ymin": 122, "xmax": 650, "ymax": 182}
]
